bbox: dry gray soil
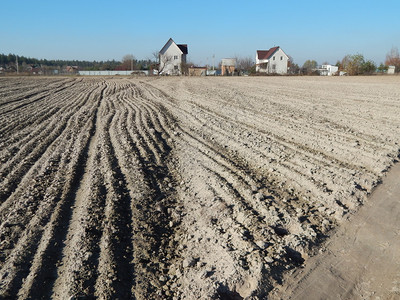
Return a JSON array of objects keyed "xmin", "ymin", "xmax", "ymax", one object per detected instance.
[
  {"xmin": 0, "ymin": 76, "xmax": 399, "ymax": 299},
  {"xmin": 271, "ymin": 162, "xmax": 400, "ymax": 299}
]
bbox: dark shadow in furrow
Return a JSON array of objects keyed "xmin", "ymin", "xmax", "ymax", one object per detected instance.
[
  {"xmin": 0, "ymin": 228, "xmax": 48, "ymax": 297},
  {"xmin": 0, "ymin": 78, "xmax": 68, "ymax": 94},
  {"xmin": 0, "ymin": 83, "xmax": 96, "ymax": 140},
  {"xmin": 135, "ymin": 106, "xmax": 165, "ymax": 159},
  {"xmin": 0, "ymin": 92, "xmax": 94, "ymax": 206},
  {"xmin": 0, "ymin": 79, "xmax": 78, "ymax": 106},
  {"xmin": 0, "ymin": 106, "xmax": 59, "ymax": 139},
  {"xmin": 176, "ymin": 115, "xmax": 324, "ymax": 207},
  {"xmin": 103, "ymin": 120, "xmax": 135, "ymax": 299},
  {"xmin": 18, "ymin": 85, "xmax": 107, "ymax": 299},
  {"xmin": 134, "ymin": 103, "xmax": 171, "ymax": 159},
  {"xmin": 187, "ymin": 119, "xmax": 341, "ymax": 201},
  {"xmin": 0, "ymin": 115, "xmax": 95, "ymax": 299},
  {"xmin": 0, "ymin": 120, "xmax": 70, "ymax": 205},
  {"xmin": 203, "ymin": 165, "xmax": 261, "ymax": 231},
  {"xmin": 133, "ymin": 99, "xmax": 173, "ymax": 154},
  {"xmin": 204, "ymin": 183, "xmax": 256, "ymax": 248},
  {"xmin": 122, "ymin": 98, "xmax": 176, "ymax": 296},
  {"xmin": 0, "ymin": 80, "xmax": 78, "ymax": 114},
  {"xmin": 70, "ymin": 174, "xmax": 107, "ymax": 298},
  {"xmin": 123, "ymin": 99, "xmax": 161, "ymax": 163}
]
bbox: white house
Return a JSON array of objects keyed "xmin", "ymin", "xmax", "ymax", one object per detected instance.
[
  {"xmin": 319, "ymin": 64, "xmax": 339, "ymax": 76},
  {"xmin": 159, "ymin": 38, "xmax": 188, "ymax": 75},
  {"xmin": 256, "ymin": 46, "xmax": 289, "ymax": 74}
]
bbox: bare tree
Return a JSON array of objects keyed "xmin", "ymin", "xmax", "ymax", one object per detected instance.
[
  {"xmin": 180, "ymin": 60, "xmax": 193, "ymax": 76},
  {"xmin": 152, "ymin": 51, "xmax": 159, "ymax": 63},
  {"xmin": 152, "ymin": 51, "xmax": 173, "ymax": 75},
  {"xmin": 236, "ymin": 56, "xmax": 254, "ymax": 74},
  {"xmin": 385, "ymin": 46, "xmax": 400, "ymax": 72},
  {"xmin": 122, "ymin": 54, "xmax": 136, "ymax": 70},
  {"xmin": 287, "ymin": 56, "xmax": 300, "ymax": 75}
]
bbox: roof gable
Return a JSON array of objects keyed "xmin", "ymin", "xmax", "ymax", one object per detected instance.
[
  {"xmin": 257, "ymin": 47, "xmax": 280, "ymax": 60},
  {"xmin": 160, "ymin": 38, "xmax": 188, "ymax": 55}
]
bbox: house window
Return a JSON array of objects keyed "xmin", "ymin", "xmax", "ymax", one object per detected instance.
[
  {"xmin": 272, "ymin": 64, "xmax": 276, "ymax": 70},
  {"xmin": 273, "ymin": 56, "xmax": 275, "ymax": 60},
  {"xmin": 280, "ymin": 56, "xmax": 283, "ymax": 60},
  {"xmin": 174, "ymin": 55, "xmax": 178, "ymax": 60},
  {"xmin": 174, "ymin": 65, "xmax": 179, "ymax": 70}
]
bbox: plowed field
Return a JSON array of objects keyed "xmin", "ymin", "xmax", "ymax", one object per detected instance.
[{"xmin": 0, "ymin": 76, "xmax": 399, "ymax": 299}]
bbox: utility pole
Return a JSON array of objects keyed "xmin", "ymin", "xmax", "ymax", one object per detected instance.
[
  {"xmin": 212, "ymin": 54, "xmax": 215, "ymax": 70},
  {"xmin": 16, "ymin": 56, "xmax": 19, "ymax": 74}
]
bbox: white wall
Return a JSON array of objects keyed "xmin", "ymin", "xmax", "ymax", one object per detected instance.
[
  {"xmin": 267, "ymin": 48, "xmax": 288, "ymax": 74},
  {"xmin": 256, "ymin": 48, "xmax": 288, "ymax": 74},
  {"xmin": 388, "ymin": 66, "xmax": 395, "ymax": 74},
  {"xmin": 159, "ymin": 40, "xmax": 185, "ymax": 75},
  {"xmin": 321, "ymin": 65, "xmax": 338, "ymax": 76}
]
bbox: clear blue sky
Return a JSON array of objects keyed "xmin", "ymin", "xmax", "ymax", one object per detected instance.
[{"xmin": 1, "ymin": 0, "xmax": 399, "ymax": 66}]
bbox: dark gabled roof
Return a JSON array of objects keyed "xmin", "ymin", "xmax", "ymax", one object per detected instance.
[
  {"xmin": 257, "ymin": 46, "xmax": 280, "ymax": 60},
  {"xmin": 160, "ymin": 38, "xmax": 188, "ymax": 55},
  {"xmin": 177, "ymin": 44, "xmax": 188, "ymax": 54}
]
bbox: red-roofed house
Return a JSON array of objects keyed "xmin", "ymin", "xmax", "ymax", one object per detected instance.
[
  {"xmin": 256, "ymin": 46, "xmax": 289, "ymax": 74},
  {"xmin": 159, "ymin": 38, "xmax": 188, "ymax": 75}
]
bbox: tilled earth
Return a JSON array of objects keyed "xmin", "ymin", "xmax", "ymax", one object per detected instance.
[{"xmin": 0, "ymin": 76, "xmax": 399, "ymax": 299}]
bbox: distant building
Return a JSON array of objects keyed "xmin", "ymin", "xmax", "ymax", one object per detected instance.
[
  {"xmin": 78, "ymin": 70, "xmax": 149, "ymax": 76},
  {"xmin": 159, "ymin": 38, "xmax": 188, "ymax": 75},
  {"xmin": 28, "ymin": 65, "xmax": 43, "ymax": 75},
  {"xmin": 188, "ymin": 66, "xmax": 207, "ymax": 76},
  {"xmin": 221, "ymin": 58, "xmax": 236, "ymax": 76},
  {"xmin": 66, "ymin": 66, "xmax": 79, "ymax": 74},
  {"xmin": 319, "ymin": 64, "xmax": 338, "ymax": 76},
  {"xmin": 388, "ymin": 65, "xmax": 396, "ymax": 74},
  {"xmin": 256, "ymin": 46, "xmax": 289, "ymax": 74}
]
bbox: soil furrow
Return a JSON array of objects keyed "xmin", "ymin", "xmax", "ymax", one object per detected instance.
[
  {"xmin": 50, "ymin": 83, "xmax": 106, "ymax": 299},
  {"xmin": 0, "ymin": 97, "xmax": 101, "ymax": 298},
  {"xmin": 93, "ymin": 97, "xmax": 135, "ymax": 299},
  {"xmin": 0, "ymin": 76, "xmax": 399, "ymax": 299}
]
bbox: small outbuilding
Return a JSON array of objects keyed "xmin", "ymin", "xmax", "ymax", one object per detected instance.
[
  {"xmin": 188, "ymin": 67, "xmax": 207, "ymax": 76},
  {"xmin": 221, "ymin": 58, "xmax": 236, "ymax": 76}
]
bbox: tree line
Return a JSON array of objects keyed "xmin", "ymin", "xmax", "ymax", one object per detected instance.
[
  {"xmin": 2, "ymin": 46, "xmax": 399, "ymax": 75},
  {"xmin": 0, "ymin": 53, "xmax": 154, "ymax": 71},
  {"xmin": 299, "ymin": 47, "xmax": 400, "ymax": 75}
]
